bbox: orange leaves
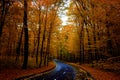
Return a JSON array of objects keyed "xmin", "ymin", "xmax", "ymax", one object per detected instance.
[{"xmin": 37, "ymin": 0, "xmax": 55, "ymax": 7}]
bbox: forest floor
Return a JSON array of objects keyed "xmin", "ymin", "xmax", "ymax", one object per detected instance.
[
  {"xmin": 0, "ymin": 62, "xmax": 55, "ymax": 80},
  {"xmin": 69, "ymin": 63, "xmax": 120, "ymax": 80}
]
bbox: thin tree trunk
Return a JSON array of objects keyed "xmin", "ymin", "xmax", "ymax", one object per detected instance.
[
  {"xmin": 46, "ymin": 23, "xmax": 52, "ymax": 66},
  {"xmin": 93, "ymin": 24, "xmax": 97, "ymax": 61},
  {"xmin": 86, "ymin": 27, "xmax": 92, "ymax": 63},
  {"xmin": 81, "ymin": 26, "xmax": 84, "ymax": 63},
  {"xmin": 22, "ymin": 0, "xmax": 28, "ymax": 69},
  {"xmin": 46, "ymin": 9, "xmax": 57, "ymax": 65},
  {"xmin": 0, "ymin": 0, "xmax": 10, "ymax": 37},
  {"xmin": 36, "ymin": 8, "xmax": 42, "ymax": 65},
  {"xmin": 106, "ymin": 23, "xmax": 113, "ymax": 56},
  {"xmin": 16, "ymin": 28, "xmax": 24, "ymax": 61},
  {"xmin": 0, "ymin": 0, "xmax": 5, "ymax": 37},
  {"xmin": 39, "ymin": 7, "xmax": 48, "ymax": 67},
  {"xmin": 75, "ymin": 18, "xmax": 82, "ymax": 64}
]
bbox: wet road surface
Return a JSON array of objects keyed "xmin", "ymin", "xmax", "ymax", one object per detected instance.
[
  {"xmin": 16, "ymin": 60, "xmax": 96, "ymax": 80},
  {"xmin": 34, "ymin": 60, "xmax": 76, "ymax": 80}
]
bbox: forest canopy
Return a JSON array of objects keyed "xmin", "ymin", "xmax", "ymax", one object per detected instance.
[{"xmin": 0, "ymin": 0, "xmax": 120, "ymax": 69}]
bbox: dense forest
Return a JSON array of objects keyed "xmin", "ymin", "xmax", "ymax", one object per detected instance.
[{"xmin": 0, "ymin": 0, "xmax": 120, "ymax": 71}]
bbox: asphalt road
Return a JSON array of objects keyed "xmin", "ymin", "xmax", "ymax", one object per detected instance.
[{"xmin": 33, "ymin": 59, "xmax": 76, "ymax": 80}]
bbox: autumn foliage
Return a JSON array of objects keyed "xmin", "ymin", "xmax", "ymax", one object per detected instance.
[{"xmin": 0, "ymin": 0, "xmax": 120, "ymax": 75}]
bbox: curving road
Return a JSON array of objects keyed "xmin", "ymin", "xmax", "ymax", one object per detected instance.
[
  {"xmin": 32, "ymin": 59, "xmax": 76, "ymax": 80},
  {"xmin": 16, "ymin": 60, "xmax": 95, "ymax": 80}
]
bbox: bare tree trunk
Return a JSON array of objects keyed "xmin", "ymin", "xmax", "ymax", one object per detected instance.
[
  {"xmin": 0, "ymin": 0, "xmax": 10, "ymax": 37},
  {"xmin": 22, "ymin": 0, "xmax": 28, "ymax": 69},
  {"xmin": 36, "ymin": 8, "xmax": 42, "ymax": 65},
  {"xmin": 0, "ymin": 0, "xmax": 5, "ymax": 37},
  {"xmin": 39, "ymin": 7, "xmax": 48, "ymax": 67},
  {"xmin": 16, "ymin": 28, "xmax": 24, "ymax": 61},
  {"xmin": 106, "ymin": 23, "xmax": 113, "ymax": 56},
  {"xmin": 86, "ymin": 27, "xmax": 92, "ymax": 63},
  {"xmin": 92, "ymin": 24, "xmax": 97, "ymax": 61},
  {"xmin": 46, "ymin": 22, "xmax": 53, "ymax": 66},
  {"xmin": 31, "ymin": 31, "xmax": 37, "ymax": 57}
]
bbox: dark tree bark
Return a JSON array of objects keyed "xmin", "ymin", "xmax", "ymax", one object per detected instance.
[
  {"xmin": 36, "ymin": 8, "xmax": 42, "ymax": 65},
  {"xmin": 39, "ymin": 7, "xmax": 48, "ymax": 67},
  {"xmin": 86, "ymin": 27, "xmax": 92, "ymax": 63},
  {"xmin": 45, "ymin": 21, "xmax": 53, "ymax": 66},
  {"xmin": 0, "ymin": 0, "xmax": 12, "ymax": 37},
  {"xmin": 16, "ymin": 28, "xmax": 24, "ymax": 61},
  {"xmin": 106, "ymin": 22, "xmax": 113, "ymax": 56},
  {"xmin": 0, "ymin": 0, "xmax": 6, "ymax": 37},
  {"xmin": 93, "ymin": 24, "xmax": 98, "ymax": 61},
  {"xmin": 22, "ymin": 0, "xmax": 29, "ymax": 69}
]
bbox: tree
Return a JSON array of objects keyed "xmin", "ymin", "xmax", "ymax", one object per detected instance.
[
  {"xmin": 22, "ymin": 0, "xmax": 29, "ymax": 69},
  {"xmin": 0, "ymin": 0, "xmax": 14, "ymax": 37}
]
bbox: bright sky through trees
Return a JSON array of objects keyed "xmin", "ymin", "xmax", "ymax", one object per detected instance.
[
  {"xmin": 59, "ymin": 0, "xmax": 70, "ymax": 25},
  {"xmin": 61, "ymin": 10, "xmax": 68, "ymax": 25}
]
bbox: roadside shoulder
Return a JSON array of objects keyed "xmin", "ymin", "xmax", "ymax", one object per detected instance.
[
  {"xmin": 0, "ymin": 62, "xmax": 56, "ymax": 80},
  {"xmin": 69, "ymin": 63, "xmax": 120, "ymax": 80}
]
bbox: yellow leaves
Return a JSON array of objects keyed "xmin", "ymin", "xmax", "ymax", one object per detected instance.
[{"xmin": 58, "ymin": 25, "xmax": 80, "ymax": 54}]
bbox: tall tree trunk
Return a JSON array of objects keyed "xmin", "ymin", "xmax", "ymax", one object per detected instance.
[
  {"xmin": 16, "ymin": 28, "xmax": 24, "ymax": 61},
  {"xmin": 36, "ymin": 8, "xmax": 42, "ymax": 65},
  {"xmin": 93, "ymin": 24, "xmax": 98, "ymax": 61},
  {"xmin": 106, "ymin": 23, "xmax": 113, "ymax": 56},
  {"xmin": 46, "ymin": 9, "xmax": 57, "ymax": 65},
  {"xmin": 81, "ymin": 26, "xmax": 85, "ymax": 64},
  {"xmin": 39, "ymin": 7, "xmax": 48, "ymax": 67},
  {"xmin": 0, "ymin": 0, "xmax": 10, "ymax": 37},
  {"xmin": 46, "ymin": 23, "xmax": 52, "ymax": 66},
  {"xmin": 0, "ymin": 0, "xmax": 5, "ymax": 37},
  {"xmin": 86, "ymin": 27, "xmax": 92, "ymax": 63},
  {"xmin": 22, "ymin": 0, "xmax": 28, "ymax": 69}
]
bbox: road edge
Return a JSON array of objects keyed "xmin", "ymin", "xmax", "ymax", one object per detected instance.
[
  {"xmin": 15, "ymin": 61, "xmax": 56, "ymax": 80},
  {"xmin": 68, "ymin": 63, "xmax": 95, "ymax": 80}
]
